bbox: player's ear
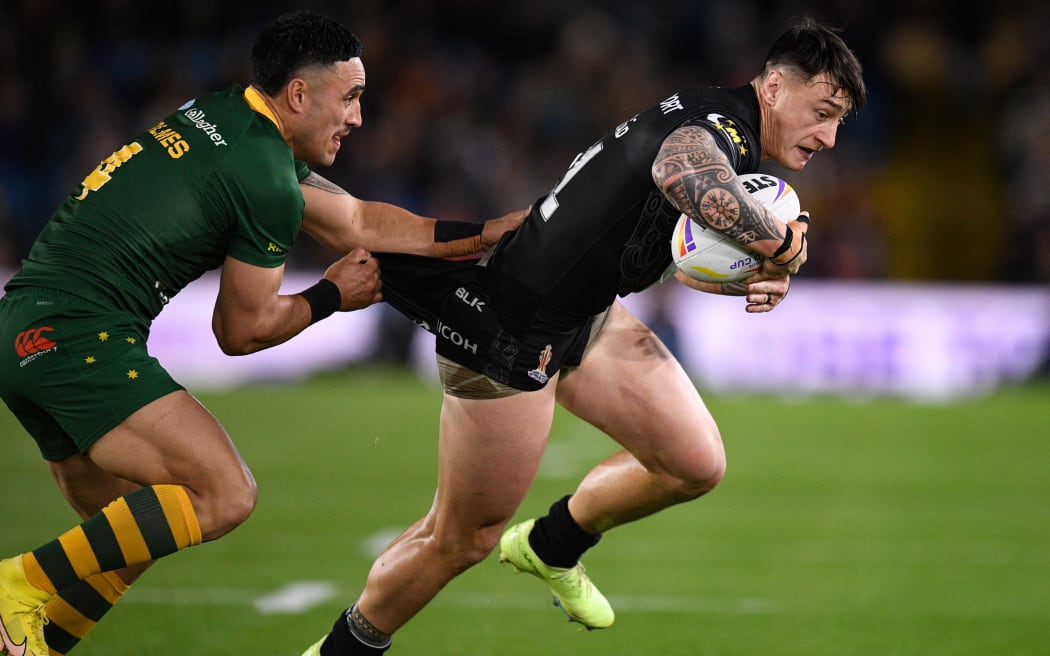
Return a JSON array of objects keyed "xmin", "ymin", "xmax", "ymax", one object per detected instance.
[
  {"xmin": 760, "ymin": 68, "xmax": 784, "ymax": 104},
  {"xmin": 285, "ymin": 78, "xmax": 309, "ymax": 112}
]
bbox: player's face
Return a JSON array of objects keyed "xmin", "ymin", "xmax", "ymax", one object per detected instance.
[
  {"xmin": 763, "ymin": 71, "xmax": 850, "ymax": 171},
  {"xmin": 299, "ymin": 58, "xmax": 366, "ymax": 166}
]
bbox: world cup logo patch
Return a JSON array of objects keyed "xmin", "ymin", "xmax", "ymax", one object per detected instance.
[{"xmin": 527, "ymin": 344, "xmax": 554, "ymax": 384}]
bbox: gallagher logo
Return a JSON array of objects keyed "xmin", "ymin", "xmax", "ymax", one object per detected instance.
[{"xmin": 15, "ymin": 326, "xmax": 57, "ymax": 357}]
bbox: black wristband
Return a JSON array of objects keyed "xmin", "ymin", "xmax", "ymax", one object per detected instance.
[
  {"xmin": 434, "ymin": 219, "xmax": 483, "ymax": 242},
  {"xmin": 771, "ymin": 225, "xmax": 795, "ymax": 259},
  {"xmin": 775, "ymin": 233, "xmax": 807, "ymax": 266},
  {"xmin": 298, "ymin": 278, "xmax": 341, "ymax": 325}
]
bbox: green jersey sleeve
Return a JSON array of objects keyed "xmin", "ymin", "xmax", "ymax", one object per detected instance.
[{"xmin": 219, "ymin": 152, "xmax": 306, "ymax": 268}]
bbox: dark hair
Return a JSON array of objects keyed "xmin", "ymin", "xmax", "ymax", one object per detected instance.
[
  {"xmin": 250, "ymin": 11, "xmax": 364, "ymax": 95},
  {"xmin": 763, "ymin": 18, "xmax": 866, "ymax": 113}
]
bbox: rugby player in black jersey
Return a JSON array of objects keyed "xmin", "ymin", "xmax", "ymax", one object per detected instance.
[{"xmin": 306, "ymin": 18, "xmax": 866, "ymax": 656}]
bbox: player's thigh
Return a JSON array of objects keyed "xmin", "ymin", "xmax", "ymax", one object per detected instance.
[
  {"xmin": 556, "ymin": 302, "xmax": 722, "ymax": 470},
  {"xmin": 433, "ymin": 381, "xmax": 559, "ymax": 527},
  {"xmin": 87, "ymin": 389, "xmax": 251, "ymax": 493}
]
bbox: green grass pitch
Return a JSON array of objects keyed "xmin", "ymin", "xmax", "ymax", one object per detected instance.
[{"xmin": 2, "ymin": 368, "xmax": 1048, "ymax": 655}]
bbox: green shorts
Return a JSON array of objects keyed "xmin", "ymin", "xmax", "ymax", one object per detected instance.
[{"xmin": 0, "ymin": 287, "xmax": 184, "ymax": 461}]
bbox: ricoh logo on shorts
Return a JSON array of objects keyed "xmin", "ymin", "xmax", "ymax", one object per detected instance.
[
  {"xmin": 182, "ymin": 108, "xmax": 229, "ymax": 146},
  {"xmin": 437, "ymin": 321, "xmax": 478, "ymax": 354},
  {"xmin": 15, "ymin": 326, "xmax": 58, "ymax": 366}
]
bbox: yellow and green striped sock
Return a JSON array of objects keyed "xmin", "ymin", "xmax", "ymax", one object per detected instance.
[
  {"xmin": 21, "ymin": 485, "xmax": 201, "ymax": 596},
  {"xmin": 42, "ymin": 571, "xmax": 129, "ymax": 655}
]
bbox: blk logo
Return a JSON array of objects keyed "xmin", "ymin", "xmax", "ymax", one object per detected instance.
[{"xmin": 15, "ymin": 326, "xmax": 56, "ymax": 357}]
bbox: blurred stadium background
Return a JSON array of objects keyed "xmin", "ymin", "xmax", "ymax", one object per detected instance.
[
  {"xmin": 2, "ymin": 0, "xmax": 1047, "ymax": 396},
  {"xmin": 1, "ymin": 2, "xmax": 1049, "ymax": 654},
  {"xmin": 2, "ymin": 0, "xmax": 1049, "ymax": 282}
]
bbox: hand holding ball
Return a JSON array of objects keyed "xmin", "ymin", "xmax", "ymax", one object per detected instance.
[{"xmin": 671, "ymin": 173, "xmax": 801, "ymax": 283}]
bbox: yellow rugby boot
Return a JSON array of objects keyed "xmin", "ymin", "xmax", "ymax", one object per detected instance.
[
  {"xmin": 498, "ymin": 519, "xmax": 614, "ymax": 630},
  {"xmin": 0, "ymin": 556, "xmax": 50, "ymax": 656}
]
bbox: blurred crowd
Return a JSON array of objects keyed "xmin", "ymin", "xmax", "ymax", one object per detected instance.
[{"xmin": 1, "ymin": 0, "xmax": 1048, "ymax": 282}]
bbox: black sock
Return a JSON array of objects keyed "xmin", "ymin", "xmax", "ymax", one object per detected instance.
[
  {"xmin": 320, "ymin": 605, "xmax": 391, "ymax": 655},
  {"xmin": 527, "ymin": 494, "xmax": 601, "ymax": 568}
]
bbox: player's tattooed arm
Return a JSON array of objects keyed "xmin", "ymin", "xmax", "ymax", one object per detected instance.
[
  {"xmin": 301, "ymin": 171, "xmax": 350, "ymax": 195},
  {"xmin": 652, "ymin": 125, "xmax": 784, "ymax": 248},
  {"xmin": 673, "ymin": 272, "xmax": 748, "ymax": 296}
]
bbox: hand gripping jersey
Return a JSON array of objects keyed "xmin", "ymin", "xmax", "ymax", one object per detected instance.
[
  {"xmin": 5, "ymin": 86, "xmax": 311, "ymax": 320},
  {"xmin": 378, "ymin": 84, "xmax": 763, "ymax": 391}
]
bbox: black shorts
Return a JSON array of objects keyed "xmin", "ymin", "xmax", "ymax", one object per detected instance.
[{"xmin": 377, "ymin": 253, "xmax": 596, "ymax": 392}]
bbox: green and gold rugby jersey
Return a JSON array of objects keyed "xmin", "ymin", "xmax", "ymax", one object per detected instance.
[{"xmin": 5, "ymin": 85, "xmax": 311, "ymax": 320}]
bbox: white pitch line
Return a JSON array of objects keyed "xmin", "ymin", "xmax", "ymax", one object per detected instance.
[
  {"xmin": 433, "ymin": 591, "xmax": 782, "ymax": 615},
  {"xmin": 253, "ymin": 580, "xmax": 339, "ymax": 614},
  {"xmin": 119, "ymin": 586, "xmax": 258, "ymax": 605},
  {"xmin": 121, "ymin": 581, "xmax": 340, "ymax": 614},
  {"xmin": 122, "ymin": 585, "xmax": 780, "ymax": 616},
  {"xmin": 361, "ymin": 527, "xmax": 406, "ymax": 559}
]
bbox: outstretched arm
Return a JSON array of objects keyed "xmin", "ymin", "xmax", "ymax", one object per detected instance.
[{"xmin": 299, "ymin": 172, "xmax": 525, "ymax": 257}]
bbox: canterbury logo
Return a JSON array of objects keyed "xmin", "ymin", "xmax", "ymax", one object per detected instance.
[{"xmin": 15, "ymin": 326, "xmax": 57, "ymax": 357}]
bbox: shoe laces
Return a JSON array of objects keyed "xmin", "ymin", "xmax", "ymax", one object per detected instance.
[
  {"xmin": 18, "ymin": 599, "xmax": 49, "ymax": 644},
  {"xmin": 549, "ymin": 563, "xmax": 593, "ymax": 595}
]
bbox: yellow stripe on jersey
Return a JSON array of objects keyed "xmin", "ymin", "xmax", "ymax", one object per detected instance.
[{"xmin": 244, "ymin": 86, "xmax": 282, "ymax": 131}]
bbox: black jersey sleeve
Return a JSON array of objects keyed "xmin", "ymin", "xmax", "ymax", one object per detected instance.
[{"xmin": 680, "ymin": 85, "xmax": 763, "ymax": 172}]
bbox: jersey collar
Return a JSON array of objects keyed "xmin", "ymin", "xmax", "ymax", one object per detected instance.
[{"xmin": 243, "ymin": 86, "xmax": 282, "ymax": 131}]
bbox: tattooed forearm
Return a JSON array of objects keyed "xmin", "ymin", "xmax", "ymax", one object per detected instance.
[
  {"xmin": 673, "ymin": 270, "xmax": 748, "ymax": 296},
  {"xmin": 301, "ymin": 171, "xmax": 350, "ymax": 195},
  {"xmin": 720, "ymin": 281, "xmax": 747, "ymax": 295},
  {"xmin": 652, "ymin": 126, "xmax": 783, "ymax": 246}
]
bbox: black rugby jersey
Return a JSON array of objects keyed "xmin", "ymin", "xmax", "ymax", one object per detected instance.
[{"xmin": 488, "ymin": 84, "xmax": 762, "ymax": 318}]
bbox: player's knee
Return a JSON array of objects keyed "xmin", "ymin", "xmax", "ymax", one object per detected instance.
[
  {"xmin": 471, "ymin": 523, "xmax": 506, "ymax": 560},
  {"xmin": 198, "ymin": 471, "xmax": 259, "ymax": 540},
  {"xmin": 690, "ymin": 453, "xmax": 726, "ymax": 495},
  {"xmin": 461, "ymin": 525, "xmax": 505, "ymax": 569},
  {"xmin": 432, "ymin": 523, "xmax": 504, "ymax": 572},
  {"xmin": 668, "ymin": 439, "xmax": 726, "ymax": 499}
]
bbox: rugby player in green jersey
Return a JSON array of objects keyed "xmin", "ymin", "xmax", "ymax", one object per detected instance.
[{"xmin": 0, "ymin": 11, "xmax": 522, "ymax": 656}]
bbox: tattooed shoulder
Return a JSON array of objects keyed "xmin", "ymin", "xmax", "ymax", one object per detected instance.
[{"xmin": 301, "ymin": 172, "xmax": 349, "ymax": 195}]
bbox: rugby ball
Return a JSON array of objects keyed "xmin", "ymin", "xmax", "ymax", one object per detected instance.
[{"xmin": 671, "ymin": 173, "xmax": 801, "ymax": 283}]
